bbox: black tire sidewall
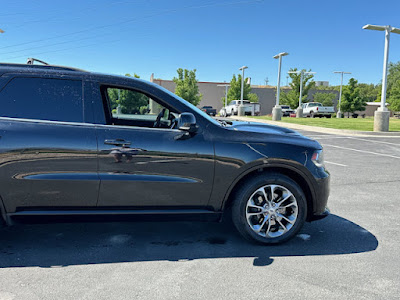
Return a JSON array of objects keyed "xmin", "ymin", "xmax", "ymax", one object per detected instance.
[{"xmin": 232, "ymin": 173, "xmax": 307, "ymax": 245}]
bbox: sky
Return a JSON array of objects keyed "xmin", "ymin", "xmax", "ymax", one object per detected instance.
[{"xmin": 1, "ymin": 0, "xmax": 400, "ymax": 87}]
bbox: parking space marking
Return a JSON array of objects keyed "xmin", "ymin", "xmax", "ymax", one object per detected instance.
[
  {"xmin": 347, "ymin": 137, "xmax": 400, "ymax": 146},
  {"xmin": 324, "ymin": 144, "xmax": 400, "ymax": 159},
  {"xmin": 306, "ymin": 136, "xmax": 348, "ymax": 139},
  {"xmin": 325, "ymin": 161, "xmax": 347, "ymax": 167}
]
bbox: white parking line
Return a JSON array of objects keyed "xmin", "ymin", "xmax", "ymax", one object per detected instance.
[
  {"xmin": 306, "ymin": 136, "xmax": 348, "ymax": 139},
  {"xmin": 325, "ymin": 161, "xmax": 347, "ymax": 167},
  {"xmin": 347, "ymin": 136, "xmax": 400, "ymax": 146},
  {"xmin": 324, "ymin": 144, "xmax": 400, "ymax": 159}
]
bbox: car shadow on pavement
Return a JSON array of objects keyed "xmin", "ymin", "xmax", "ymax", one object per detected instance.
[{"xmin": 0, "ymin": 214, "xmax": 378, "ymax": 268}]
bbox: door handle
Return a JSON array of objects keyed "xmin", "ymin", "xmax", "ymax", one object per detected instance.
[{"xmin": 104, "ymin": 139, "xmax": 131, "ymax": 146}]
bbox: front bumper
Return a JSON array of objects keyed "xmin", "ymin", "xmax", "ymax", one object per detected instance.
[
  {"xmin": 310, "ymin": 207, "xmax": 330, "ymax": 221},
  {"xmin": 310, "ymin": 169, "xmax": 330, "ymax": 221}
]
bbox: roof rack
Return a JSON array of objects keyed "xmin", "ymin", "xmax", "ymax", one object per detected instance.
[
  {"xmin": 27, "ymin": 58, "xmax": 50, "ymax": 65},
  {"xmin": 0, "ymin": 58, "xmax": 88, "ymax": 73}
]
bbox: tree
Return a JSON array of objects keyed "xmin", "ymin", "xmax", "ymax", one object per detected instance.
[
  {"xmin": 358, "ymin": 83, "xmax": 380, "ymax": 102},
  {"xmin": 313, "ymin": 92, "xmax": 336, "ymax": 106},
  {"xmin": 340, "ymin": 78, "xmax": 367, "ymax": 117},
  {"xmin": 280, "ymin": 68, "xmax": 316, "ymax": 108},
  {"xmin": 377, "ymin": 61, "xmax": 400, "ymax": 111},
  {"xmin": 222, "ymin": 74, "xmax": 258, "ymax": 105},
  {"xmin": 108, "ymin": 73, "xmax": 148, "ymax": 114},
  {"xmin": 173, "ymin": 68, "xmax": 202, "ymax": 106},
  {"xmin": 387, "ymin": 80, "xmax": 400, "ymax": 111}
]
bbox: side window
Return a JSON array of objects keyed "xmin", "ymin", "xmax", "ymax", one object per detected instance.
[
  {"xmin": 0, "ymin": 77, "xmax": 83, "ymax": 122},
  {"xmin": 104, "ymin": 87, "xmax": 174, "ymax": 128}
]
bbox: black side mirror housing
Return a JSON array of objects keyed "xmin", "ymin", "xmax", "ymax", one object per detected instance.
[{"xmin": 177, "ymin": 112, "xmax": 198, "ymax": 134}]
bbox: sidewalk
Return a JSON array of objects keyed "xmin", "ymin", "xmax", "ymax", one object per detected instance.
[{"xmin": 232, "ymin": 116, "xmax": 400, "ymax": 137}]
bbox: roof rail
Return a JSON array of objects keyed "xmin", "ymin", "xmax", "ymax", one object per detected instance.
[
  {"xmin": 0, "ymin": 59, "xmax": 88, "ymax": 73},
  {"xmin": 27, "ymin": 58, "xmax": 49, "ymax": 65}
]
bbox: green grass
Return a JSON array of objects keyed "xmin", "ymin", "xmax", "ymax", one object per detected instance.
[{"xmin": 251, "ymin": 116, "xmax": 400, "ymax": 132}]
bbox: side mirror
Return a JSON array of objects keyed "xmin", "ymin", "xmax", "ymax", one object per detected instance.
[{"xmin": 177, "ymin": 112, "xmax": 198, "ymax": 134}]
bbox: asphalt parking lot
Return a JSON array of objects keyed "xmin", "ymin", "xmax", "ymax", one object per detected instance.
[{"xmin": 0, "ymin": 128, "xmax": 399, "ymax": 299}]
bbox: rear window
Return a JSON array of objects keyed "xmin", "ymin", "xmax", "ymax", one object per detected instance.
[{"xmin": 0, "ymin": 77, "xmax": 83, "ymax": 122}]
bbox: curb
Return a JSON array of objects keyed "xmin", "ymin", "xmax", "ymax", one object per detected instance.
[{"xmin": 231, "ymin": 116, "xmax": 400, "ymax": 137}]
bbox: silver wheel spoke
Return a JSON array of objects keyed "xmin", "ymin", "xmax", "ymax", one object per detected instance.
[
  {"xmin": 256, "ymin": 216, "xmax": 269, "ymax": 232},
  {"xmin": 256, "ymin": 187, "xmax": 268, "ymax": 203},
  {"xmin": 277, "ymin": 193, "xmax": 292, "ymax": 206},
  {"xmin": 247, "ymin": 211, "xmax": 263, "ymax": 216},
  {"xmin": 279, "ymin": 202, "xmax": 297, "ymax": 209},
  {"xmin": 277, "ymin": 218, "xmax": 288, "ymax": 232},
  {"xmin": 278, "ymin": 213, "xmax": 295, "ymax": 224}
]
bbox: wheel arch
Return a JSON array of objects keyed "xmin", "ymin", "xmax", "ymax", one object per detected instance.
[
  {"xmin": 0, "ymin": 195, "xmax": 8, "ymax": 226},
  {"xmin": 221, "ymin": 163, "xmax": 316, "ymax": 221}
]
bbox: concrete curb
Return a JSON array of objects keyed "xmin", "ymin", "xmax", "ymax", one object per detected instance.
[{"xmin": 232, "ymin": 116, "xmax": 400, "ymax": 137}]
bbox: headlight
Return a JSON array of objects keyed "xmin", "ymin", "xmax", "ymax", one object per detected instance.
[{"xmin": 312, "ymin": 150, "xmax": 324, "ymax": 167}]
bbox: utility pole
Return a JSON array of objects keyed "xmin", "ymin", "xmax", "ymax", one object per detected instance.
[
  {"xmin": 363, "ymin": 24, "xmax": 400, "ymax": 131},
  {"xmin": 218, "ymin": 84, "xmax": 230, "ymax": 117},
  {"xmin": 238, "ymin": 66, "xmax": 248, "ymax": 116},
  {"xmin": 272, "ymin": 52, "xmax": 289, "ymax": 121},
  {"xmin": 288, "ymin": 70, "xmax": 316, "ymax": 118},
  {"xmin": 333, "ymin": 71, "xmax": 351, "ymax": 118}
]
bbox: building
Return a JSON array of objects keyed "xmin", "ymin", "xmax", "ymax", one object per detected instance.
[{"xmin": 315, "ymin": 81, "xmax": 329, "ymax": 87}]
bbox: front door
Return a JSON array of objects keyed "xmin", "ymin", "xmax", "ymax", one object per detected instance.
[{"xmin": 95, "ymin": 85, "xmax": 215, "ymax": 208}]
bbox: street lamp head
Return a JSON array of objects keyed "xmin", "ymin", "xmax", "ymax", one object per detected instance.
[
  {"xmin": 391, "ymin": 27, "xmax": 400, "ymax": 34},
  {"xmin": 333, "ymin": 71, "xmax": 351, "ymax": 74},
  {"xmin": 363, "ymin": 24, "xmax": 387, "ymax": 31},
  {"xmin": 239, "ymin": 66, "xmax": 248, "ymax": 71},
  {"xmin": 273, "ymin": 52, "xmax": 289, "ymax": 59},
  {"xmin": 363, "ymin": 24, "xmax": 400, "ymax": 35}
]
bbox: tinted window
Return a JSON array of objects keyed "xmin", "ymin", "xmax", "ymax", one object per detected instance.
[
  {"xmin": 105, "ymin": 87, "xmax": 172, "ymax": 127},
  {"xmin": 0, "ymin": 77, "xmax": 83, "ymax": 122}
]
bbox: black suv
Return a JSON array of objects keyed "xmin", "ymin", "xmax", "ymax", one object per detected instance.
[{"xmin": 0, "ymin": 63, "xmax": 329, "ymax": 244}]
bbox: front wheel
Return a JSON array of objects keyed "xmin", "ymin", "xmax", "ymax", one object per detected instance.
[{"xmin": 231, "ymin": 173, "xmax": 307, "ymax": 244}]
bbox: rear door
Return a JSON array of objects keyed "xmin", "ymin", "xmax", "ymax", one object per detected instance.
[
  {"xmin": 0, "ymin": 74, "xmax": 99, "ymax": 213},
  {"xmin": 92, "ymin": 83, "xmax": 215, "ymax": 209}
]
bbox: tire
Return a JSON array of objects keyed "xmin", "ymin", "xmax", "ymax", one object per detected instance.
[
  {"xmin": 231, "ymin": 173, "xmax": 307, "ymax": 245},
  {"xmin": 310, "ymin": 111, "xmax": 315, "ymax": 118},
  {"xmin": 326, "ymin": 115, "xmax": 332, "ymax": 118}
]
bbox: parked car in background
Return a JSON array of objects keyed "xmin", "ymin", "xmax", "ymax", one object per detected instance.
[
  {"xmin": 200, "ymin": 105, "xmax": 217, "ymax": 116},
  {"xmin": 302, "ymin": 102, "xmax": 334, "ymax": 118},
  {"xmin": 281, "ymin": 105, "xmax": 295, "ymax": 116},
  {"xmin": 0, "ymin": 62, "xmax": 329, "ymax": 245},
  {"xmin": 221, "ymin": 100, "xmax": 260, "ymax": 117}
]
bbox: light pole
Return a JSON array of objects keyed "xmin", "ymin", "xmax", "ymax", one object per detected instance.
[
  {"xmin": 288, "ymin": 70, "xmax": 316, "ymax": 117},
  {"xmin": 363, "ymin": 24, "xmax": 400, "ymax": 131},
  {"xmin": 217, "ymin": 84, "xmax": 230, "ymax": 117},
  {"xmin": 333, "ymin": 71, "xmax": 351, "ymax": 118},
  {"xmin": 238, "ymin": 66, "xmax": 248, "ymax": 116},
  {"xmin": 272, "ymin": 52, "xmax": 289, "ymax": 121}
]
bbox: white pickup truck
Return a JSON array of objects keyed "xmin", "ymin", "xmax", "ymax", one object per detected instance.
[
  {"xmin": 220, "ymin": 100, "xmax": 261, "ymax": 117},
  {"xmin": 302, "ymin": 102, "xmax": 334, "ymax": 118}
]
